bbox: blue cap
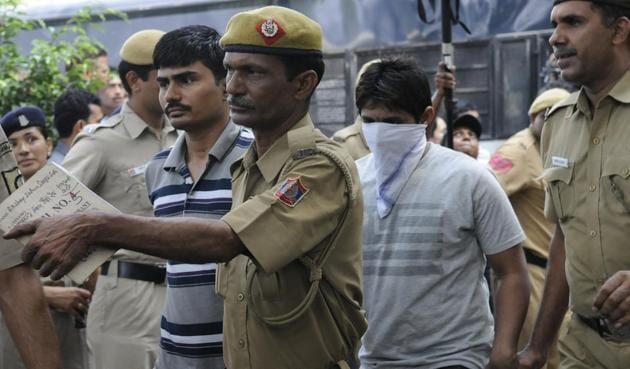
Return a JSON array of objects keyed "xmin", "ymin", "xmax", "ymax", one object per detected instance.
[{"xmin": 1, "ymin": 106, "xmax": 47, "ymax": 137}]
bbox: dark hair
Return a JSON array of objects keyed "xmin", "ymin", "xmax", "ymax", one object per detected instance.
[
  {"xmin": 118, "ymin": 61, "xmax": 153, "ymax": 95},
  {"xmin": 53, "ymin": 88, "xmax": 101, "ymax": 138},
  {"xmin": 273, "ymin": 54, "xmax": 325, "ymax": 104},
  {"xmin": 276, "ymin": 54, "xmax": 325, "ymax": 85},
  {"xmin": 355, "ymin": 58, "xmax": 431, "ymax": 121},
  {"xmin": 153, "ymin": 25, "xmax": 226, "ymax": 84},
  {"xmin": 92, "ymin": 46, "xmax": 108, "ymax": 59},
  {"xmin": 591, "ymin": 3, "xmax": 630, "ymax": 26}
]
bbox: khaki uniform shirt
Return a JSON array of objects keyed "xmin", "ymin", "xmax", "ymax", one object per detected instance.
[
  {"xmin": 541, "ymin": 70, "xmax": 630, "ymax": 317},
  {"xmin": 62, "ymin": 102, "xmax": 178, "ymax": 265},
  {"xmin": 220, "ymin": 114, "xmax": 367, "ymax": 369},
  {"xmin": 332, "ymin": 118, "xmax": 370, "ymax": 160},
  {"xmin": 490, "ymin": 128, "xmax": 553, "ymax": 259}
]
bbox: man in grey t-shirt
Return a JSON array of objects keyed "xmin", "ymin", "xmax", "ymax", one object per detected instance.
[{"xmin": 354, "ymin": 58, "xmax": 530, "ymax": 369}]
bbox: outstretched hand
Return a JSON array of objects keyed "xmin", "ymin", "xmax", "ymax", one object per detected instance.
[{"xmin": 4, "ymin": 214, "xmax": 96, "ymax": 280}]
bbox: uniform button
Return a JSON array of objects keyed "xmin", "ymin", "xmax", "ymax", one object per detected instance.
[
  {"xmin": 238, "ymin": 339, "xmax": 245, "ymax": 348},
  {"xmin": 589, "ymin": 184, "xmax": 596, "ymax": 192},
  {"xmin": 592, "ymin": 137, "xmax": 600, "ymax": 145},
  {"xmin": 624, "ymin": 168, "xmax": 630, "ymax": 176},
  {"xmin": 237, "ymin": 293, "xmax": 244, "ymax": 301},
  {"xmin": 590, "ymin": 230, "xmax": 597, "ymax": 237}
]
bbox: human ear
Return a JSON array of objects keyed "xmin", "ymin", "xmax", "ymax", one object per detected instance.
[
  {"xmin": 612, "ymin": 17, "xmax": 630, "ymax": 45},
  {"xmin": 293, "ymin": 70, "xmax": 318, "ymax": 101},
  {"xmin": 421, "ymin": 106, "xmax": 435, "ymax": 124},
  {"xmin": 46, "ymin": 137, "xmax": 53, "ymax": 156},
  {"xmin": 126, "ymin": 71, "xmax": 141, "ymax": 94}
]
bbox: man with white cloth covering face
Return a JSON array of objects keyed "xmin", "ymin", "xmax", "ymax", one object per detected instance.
[{"xmin": 355, "ymin": 58, "xmax": 530, "ymax": 369}]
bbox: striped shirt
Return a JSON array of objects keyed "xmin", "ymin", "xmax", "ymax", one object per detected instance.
[{"xmin": 145, "ymin": 122, "xmax": 252, "ymax": 369}]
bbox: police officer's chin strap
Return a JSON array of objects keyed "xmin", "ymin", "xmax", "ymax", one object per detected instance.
[{"xmin": 246, "ymin": 145, "xmax": 358, "ymax": 328}]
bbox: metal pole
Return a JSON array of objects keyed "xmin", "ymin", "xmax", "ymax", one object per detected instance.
[{"xmin": 441, "ymin": 0, "xmax": 455, "ymax": 149}]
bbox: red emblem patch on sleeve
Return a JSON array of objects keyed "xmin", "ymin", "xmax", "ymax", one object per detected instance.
[
  {"xmin": 489, "ymin": 153, "xmax": 514, "ymax": 173},
  {"xmin": 274, "ymin": 177, "xmax": 309, "ymax": 207},
  {"xmin": 256, "ymin": 18, "xmax": 286, "ymax": 45}
]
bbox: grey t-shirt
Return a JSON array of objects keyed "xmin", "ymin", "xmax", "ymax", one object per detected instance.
[{"xmin": 357, "ymin": 144, "xmax": 524, "ymax": 369}]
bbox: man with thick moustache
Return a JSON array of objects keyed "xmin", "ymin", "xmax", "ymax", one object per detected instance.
[
  {"xmin": 7, "ymin": 6, "xmax": 366, "ymax": 369},
  {"xmin": 149, "ymin": 25, "xmax": 252, "ymax": 369},
  {"xmin": 518, "ymin": 1, "xmax": 630, "ymax": 369},
  {"xmin": 60, "ymin": 29, "xmax": 178, "ymax": 369}
]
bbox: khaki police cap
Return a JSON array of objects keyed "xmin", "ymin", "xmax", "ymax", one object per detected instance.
[
  {"xmin": 1, "ymin": 106, "xmax": 47, "ymax": 137},
  {"xmin": 220, "ymin": 6, "xmax": 322, "ymax": 56},
  {"xmin": 528, "ymin": 88, "xmax": 570, "ymax": 116},
  {"xmin": 553, "ymin": 0, "xmax": 630, "ymax": 9},
  {"xmin": 120, "ymin": 29, "xmax": 165, "ymax": 65}
]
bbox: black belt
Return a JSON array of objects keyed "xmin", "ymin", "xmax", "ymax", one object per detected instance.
[
  {"xmin": 101, "ymin": 261, "xmax": 166, "ymax": 284},
  {"xmin": 577, "ymin": 314, "xmax": 630, "ymax": 342},
  {"xmin": 524, "ymin": 249, "xmax": 547, "ymax": 269}
]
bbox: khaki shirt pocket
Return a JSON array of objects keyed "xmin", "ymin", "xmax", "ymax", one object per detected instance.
[
  {"xmin": 542, "ymin": 166, "xmax": 575, "ymax": 223},
  {"xmin": 251, "ymin": 269, "xmax": 284, "ymax": 302},
  {"xmin": 602, "ymin": 156, "xmax": 630, "ymax": 214},
  {"xmin": 249, "ymin": 261, "xmax": 310, "ymax": 309}
]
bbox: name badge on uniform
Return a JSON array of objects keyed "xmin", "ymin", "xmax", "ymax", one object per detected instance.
[
  {"xmin": 552, "ymin": 156, "xmax": 569, "ymax": 168},
  {"xmin": 127, "ymin": 164, "xmax": 147, "ymax": 177}
]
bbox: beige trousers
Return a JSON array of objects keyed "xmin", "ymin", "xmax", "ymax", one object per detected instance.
[
  {"xmin": 558, "ymin": 314, "xmax": 630, "ymax": 369},
  {"xmin": 0, "ymin": 309, "xmax": 89, "ymax": 369},
  {"xmin": 86, "ymin": 266, "xmax": 166, "ymax": 369}
]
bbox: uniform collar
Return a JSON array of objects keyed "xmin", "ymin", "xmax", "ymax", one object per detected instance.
[
  {"xmin": 608, "ymin": 69, "xmax": 630, "ymax": 104},
  {"xmin": 574, "ymin": 70, "xmax": 630, "ymax": 115},
  {"xmin": 163, "ymin": 121, "xmax": 241, "ymax": 171},
  {"xmin": 121, "ymin": 102, "xmax": 175, "ymax": 140},
  {"xmin": 243, "ymin": 114, "xmax": 314, "ymax": 184}
]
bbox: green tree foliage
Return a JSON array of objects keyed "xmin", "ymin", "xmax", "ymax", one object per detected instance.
[{"xmin": 0, "ymin": 0, "xmax": 125, "ymax": 133}]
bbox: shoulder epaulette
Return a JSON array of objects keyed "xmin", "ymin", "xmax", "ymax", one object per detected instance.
[
  {"xmin": 332, "ymin": 123, "xmax": 361, "ymax": 142},
  {"xmin": 288, "ymin": 125, "xmax": 318, "ymax": 160},
  {"xmin": 81, "ymin": 114, "xmax": 122, "ymax": 135},
  {"xmin": 545, "ymin": 92, "xmax": 579, "ymax": 120}
]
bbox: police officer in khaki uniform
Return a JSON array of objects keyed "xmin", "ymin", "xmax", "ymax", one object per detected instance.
[
  {"xmin": 518, "ymin": 1, "xmax": 630, "ymax": 368},
  {"xmin": 8, "ymin": 6, "xmax": 366, "ymax": 369},
  {"xmin": 0, "ymin": 107, "xmax": 91, "ymax": 369},
  {"xmin": 489, "ymin": 88, "xmax": 570, "ymax": 369},
  {"xmin": 217, "ymin": 8, "xmax": 366, "ymax": 368},
  {"xmin": 61, "ymin": 30, "xmax": 178, "ymax": 369}
]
